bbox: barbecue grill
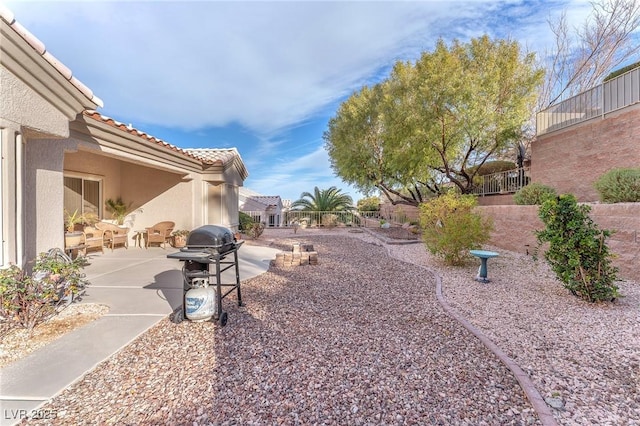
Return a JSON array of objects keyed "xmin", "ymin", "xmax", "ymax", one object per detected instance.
[{"xmin": 167, "ymin": 225, "xmax": 244, "ymax": 326}]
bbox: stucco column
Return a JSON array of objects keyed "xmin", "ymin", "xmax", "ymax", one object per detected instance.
[{"xmin": 24, "ymin": 138, "xmax": 66, "ymax": 261}]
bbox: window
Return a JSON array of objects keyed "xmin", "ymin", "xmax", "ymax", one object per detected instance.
[{"xmin": 64, "ymin": 176, "xmax": 102, "ymax": 217}]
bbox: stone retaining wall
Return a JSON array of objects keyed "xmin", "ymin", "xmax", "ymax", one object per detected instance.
[{"xmin": 477, "ymin": 203, "xmax": 640, "ymax": 282}]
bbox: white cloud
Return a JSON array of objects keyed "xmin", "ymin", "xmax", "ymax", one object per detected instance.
[
  {"xmin": 5, "ymin": 0, "xmax": 566, "ymax": 136},
  {"xmin": 245, "ymin": 146, "xmax": 363, "ymax": 201},
  {"xmin": 5, "ymin": 0, "xmax": 607, "ymax": 205}
]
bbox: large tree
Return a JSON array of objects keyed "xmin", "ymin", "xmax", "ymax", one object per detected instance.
[{"xmin": 325, "ymin": 36, "xmax": 543, "ymax": 206}]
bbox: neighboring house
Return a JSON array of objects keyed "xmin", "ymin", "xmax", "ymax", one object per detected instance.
[
  {"xmin": 0, "ymin": 8, "xmax": 247, "ymax": 267},
  {"xmin": 238, "ymin": 186, "xmax": 263, "ymax": 209},
  {"xmin": 240, "ymin": 194, "xmax": 284, "ymax": 227}
]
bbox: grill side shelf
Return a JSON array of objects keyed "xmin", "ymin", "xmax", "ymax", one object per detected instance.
[{"xmin": 166, "ymin": 251, "xmax": 212, "ymax": 263}]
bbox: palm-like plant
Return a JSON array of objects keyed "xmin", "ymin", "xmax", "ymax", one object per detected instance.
[
  {"xmin": 104, "ymin": 197, "xmax": 131, "ymax": 225},
  {"xmin": 291, "ymin": 186, "xmax": 354, "ymax": 211}
]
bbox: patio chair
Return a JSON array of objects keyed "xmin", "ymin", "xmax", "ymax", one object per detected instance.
[
  {"xmin": 82, "ymin": 225, "xmax": 104, "ymax": 254},
  {"xmin": 144, "ymin": 221, "xmax": 175, "ymax": 249},
  {"xmin": 96, "ymin": 222, "xmax": 130, "ymax": 251}
]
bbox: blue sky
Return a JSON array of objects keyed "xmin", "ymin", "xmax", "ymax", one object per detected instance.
[{"xmin": 5, "ymin": 0, "xmax": 593, "ymax": 202}]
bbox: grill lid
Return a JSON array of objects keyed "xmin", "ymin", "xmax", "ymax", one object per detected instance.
[{"xmin": 186, "ymin": 225, "xmax": 234, "ymax": 248}]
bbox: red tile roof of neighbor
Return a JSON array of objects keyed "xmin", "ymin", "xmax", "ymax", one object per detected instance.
[{"xmin": 0, "ymin": 5, "xmax": 104, "ymax": 108}]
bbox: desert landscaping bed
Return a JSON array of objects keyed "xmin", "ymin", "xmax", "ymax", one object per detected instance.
[
  {"xmin": 22, "ymin": 228, "xmax": 640, "ymax": 425},
  {"xmin": 374, "ymin": 230, "xmax": 640, "ymax": 426}
]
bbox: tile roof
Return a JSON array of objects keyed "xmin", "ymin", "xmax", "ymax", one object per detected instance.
[
  {"xmin": 83, "ymin": 110, "xmax": 208, "ymax": 162},
  {"xmin": 241, "ymin": 196, "xmax": 282, "ymax": 212},
  {"xmin": 0, "ymin": 5, "xmax": 104, "ymax": 108},
  {"xmin": 83, "ymin": 111, "xmax": 243, "ymax": 169},
  {"xmin": 185, "ymin": 148, "xmax": 243, "ymax": 165},
  {"xmin": 249, "ymin": 195, "xmax": 282, "ymax": 207}
]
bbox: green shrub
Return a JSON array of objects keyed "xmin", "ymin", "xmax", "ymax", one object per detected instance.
[
  {"xmin": 594, "ymin": 168, "xmax": 640, "ymax": 203},
  {"xmin": 248, "ymin": 222, "xmax": 265, "ymax": 239},
  {"xmin": 0, "ymin": 251, "xmax": 88, "ymax": 335},
  {"xmin": 603, "ymin": 61, "xmax": 640, "ymax": 82},
  {"xmin": 513, "ymin": 183, "xmax": 557, "ymax": 205},
  {"xmin": 357, "ymin": 196, "xmax": 380, "ymax": 211},
  {"xmin": 535, "ymin": 194, "xmax": 619, "ymax": 302},
  {"xmin": 419, "ymin": 192, "xmax": 493, "ymax": 265},
  {"xmin": 239, "ymin": 212, "xmax": 254, "ymax": 232}
]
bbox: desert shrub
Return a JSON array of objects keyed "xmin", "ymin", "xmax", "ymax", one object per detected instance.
[
  {"xmin": 321, "ymin": 213, "xmax": 339, "ymax": 227},
  {"xmin": 535, "ymin": 194, "xmax": 619, "ymax": 302},
  {"xmin": 513, "ymin": 183, "xmax": 557, "ymax": 205},
  {"xmin": 248, "ymin": 222, "xmax": 265, "ymax": 238},
  {"xmin": 238, "ymin": 212, "xmax": 254, "ymax": 232},
  {"xmin": 594, "ymin": 168, "xmax": 640, "ymax": 203},
  {"xmin": 0, "ymin": 251, "xmax": 88, "ymax": 335},
  {"xmin": 357, "ymin": 196, "xmax": 380, "ymax": 211},
  {"xmin": 419, "ymin": 192, "xmax": 493, "ymax": 265}
]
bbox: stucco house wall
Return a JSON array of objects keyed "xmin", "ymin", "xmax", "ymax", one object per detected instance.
[
  {"xmin": 24, "ymin": 139, "xmax": 66, "ymax": 260},
  {"xmin": 0, "ymin": 67, "xmax": 70, "ymax": 138},
  {"xmin": 120, "ymin": 162, "xmax": 198, "ymax": 232}
]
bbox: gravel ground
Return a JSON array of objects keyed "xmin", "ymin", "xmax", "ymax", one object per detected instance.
[
  {"xmin": 29, "ymin": 230, "xmax": 541, "ymax": 425},
  {"xmin": 377, "ymin": 232, "xmax": 640, "ymax": 426},
  {"xmin": 25, "ymin": 227, "xmax": 639, "ymax": 425}
]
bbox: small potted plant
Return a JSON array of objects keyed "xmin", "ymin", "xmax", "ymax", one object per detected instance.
[{"xmin": 171, "ymin": 230, "xmax": 190, "ymax": 248}]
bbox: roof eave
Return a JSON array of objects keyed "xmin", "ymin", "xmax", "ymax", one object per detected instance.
[{"xmin": 0, "ymin": 6, "xmax": 102, "ymax": 118}]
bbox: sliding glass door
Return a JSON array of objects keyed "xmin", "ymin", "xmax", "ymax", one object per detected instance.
[{"xmin": 63, "ymin": 176, "xmax": 102, "ymax": 217}]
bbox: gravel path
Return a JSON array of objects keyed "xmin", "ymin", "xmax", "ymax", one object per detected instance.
[{"xmin": 26, "ymin": 228, "xmax": 639, "ymax": 425}]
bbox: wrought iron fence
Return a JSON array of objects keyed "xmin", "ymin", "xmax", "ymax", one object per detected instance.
[
  {"xmin": 241, "ymin": 210, "xmax": 414, "ymax": 228},
  {"xmin": 470, "ymin": 167, "xmax": 530, "ymax": 196},
  {"xmin": 537, "ymin": 66, "xmax": 640, "ymax": 135}
]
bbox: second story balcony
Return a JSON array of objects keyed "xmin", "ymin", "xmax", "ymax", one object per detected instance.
[{"xmin": 537, "ymin": 66, "xmax": 640, "ymax": 136}]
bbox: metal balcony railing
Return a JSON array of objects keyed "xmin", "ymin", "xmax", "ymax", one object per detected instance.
[
  {"xmin": 470, "ymin": 167, "xmax": 530, "ymax": 196},
  {"xmin": 537, "ymin": 66, "xmax": 640, "ymax": 135}
]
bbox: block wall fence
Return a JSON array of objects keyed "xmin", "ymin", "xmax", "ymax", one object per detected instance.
[{"xmin": 477, "ymin": 203, "xmax": 640, "ymax": 283}]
